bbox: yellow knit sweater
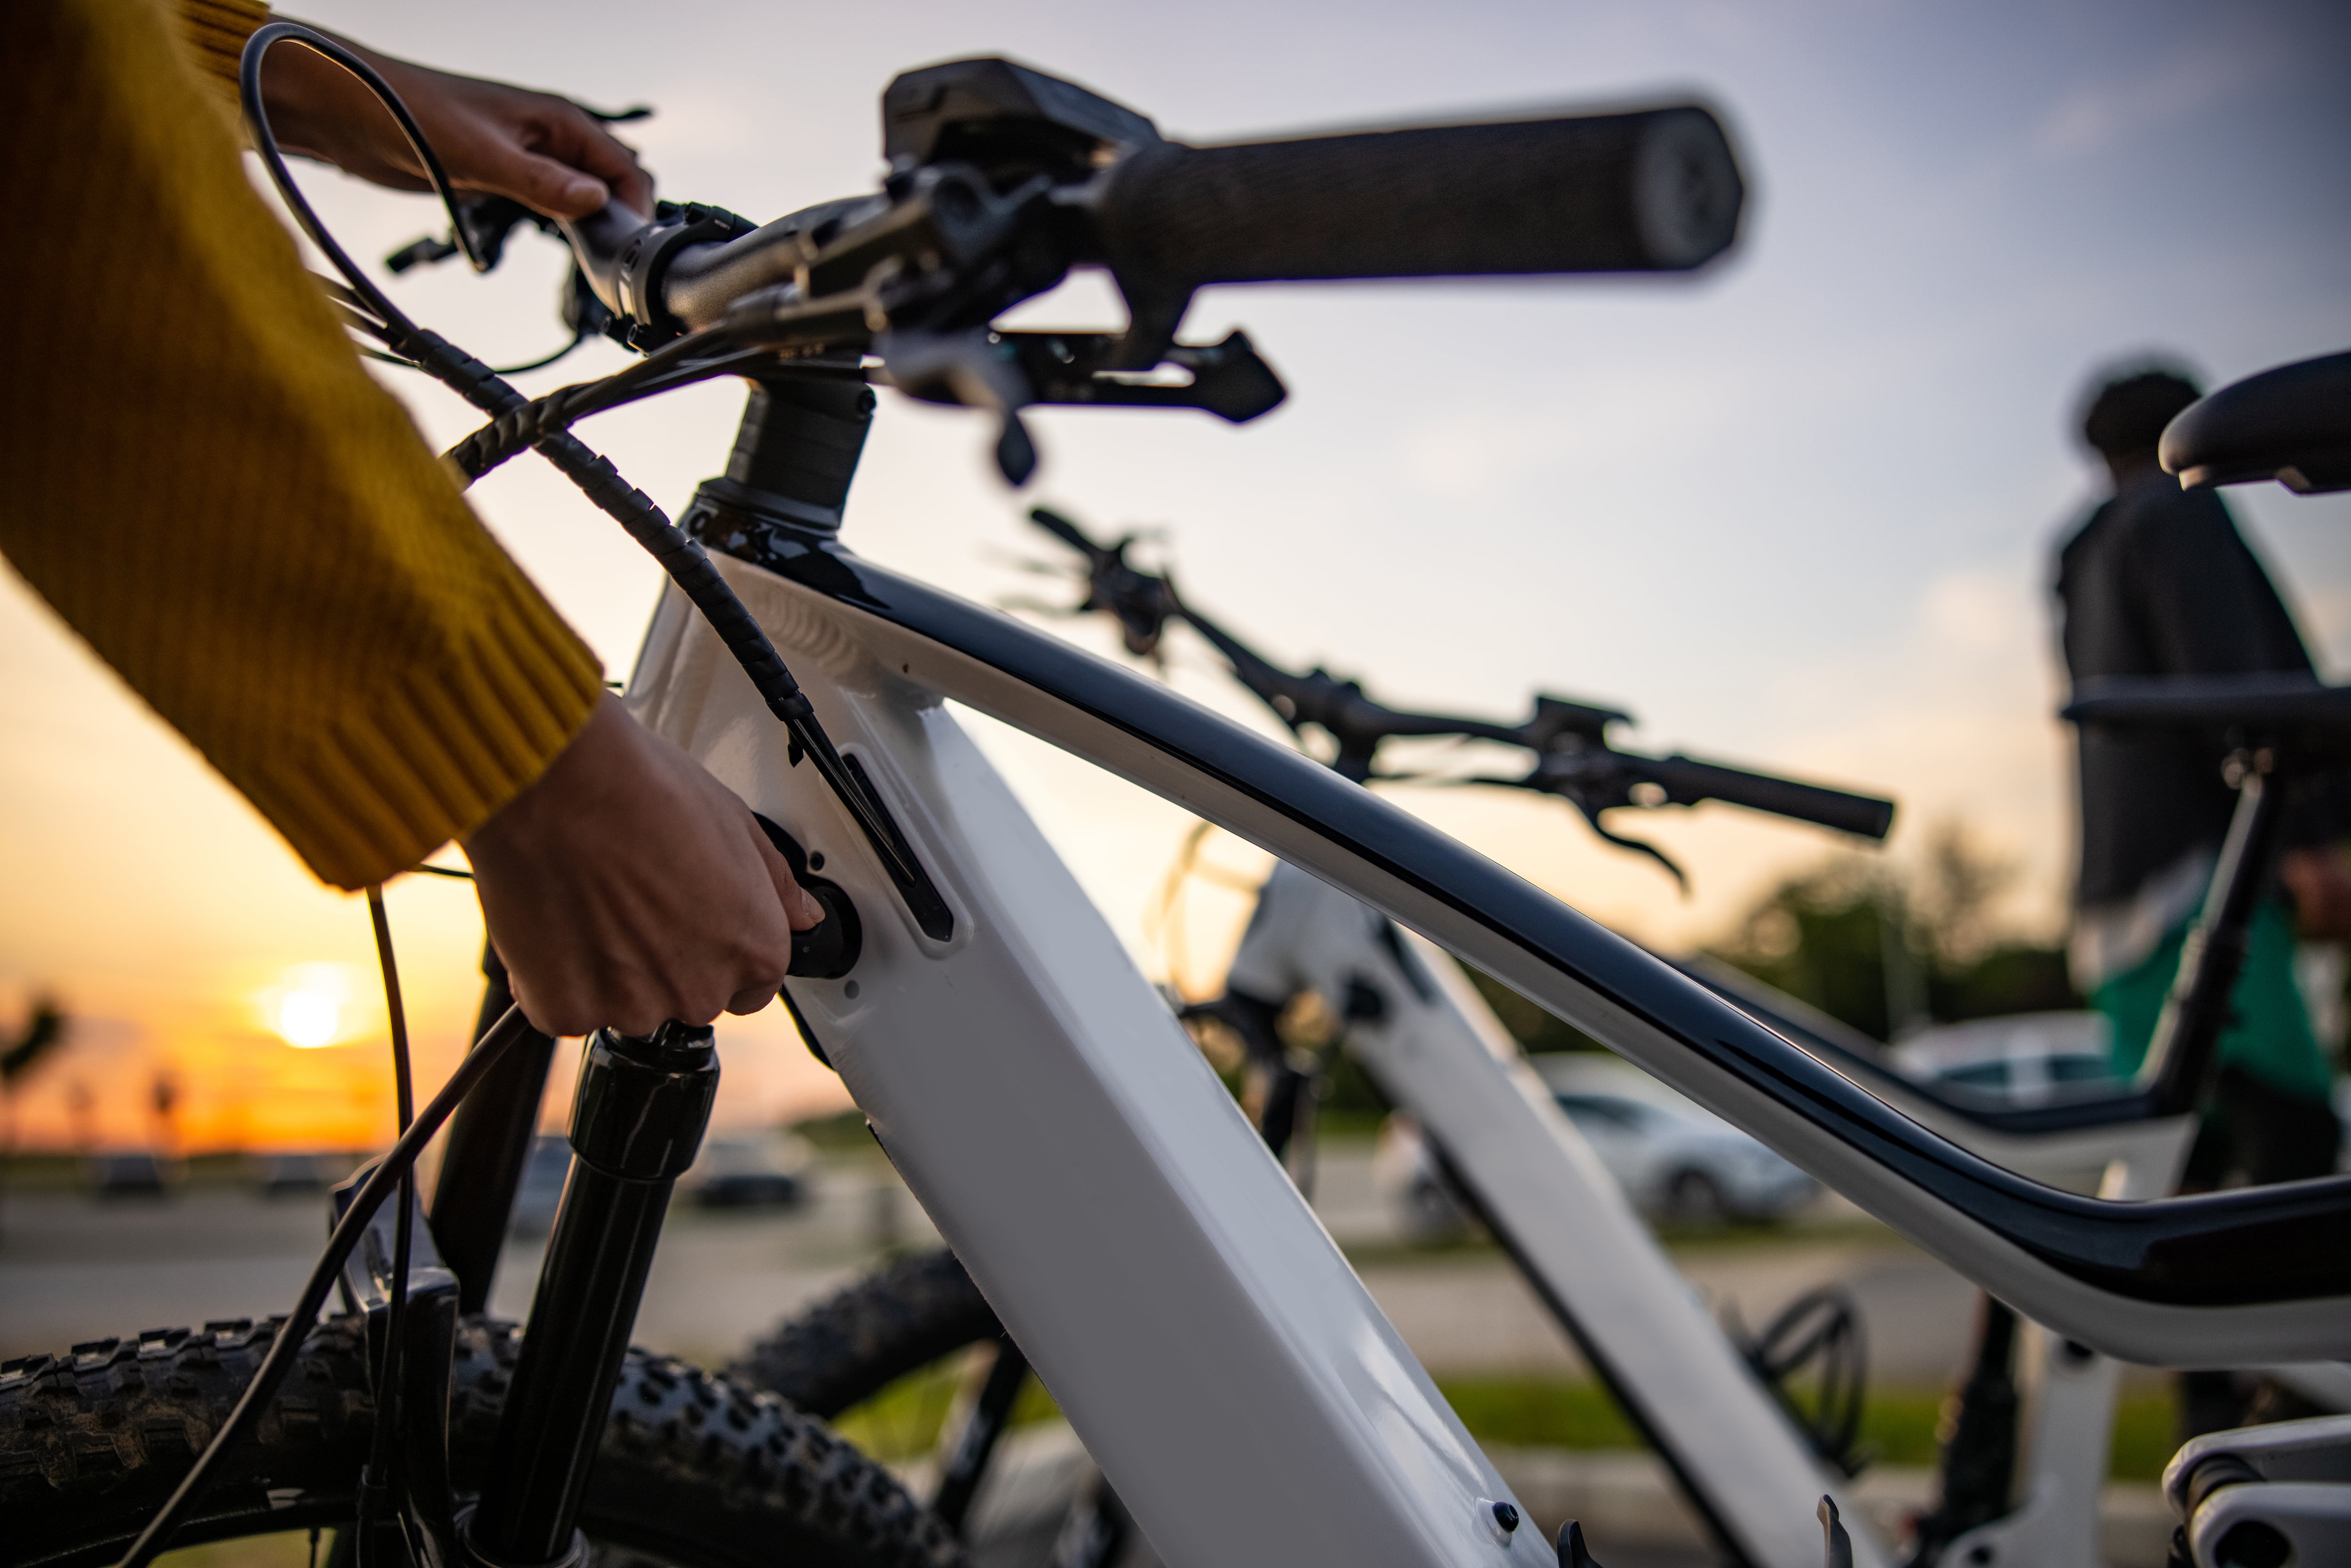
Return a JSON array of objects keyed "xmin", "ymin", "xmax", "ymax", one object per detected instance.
[{"xmin": 0, "ymin": 0, "xmax": 604, "ymax": 890}]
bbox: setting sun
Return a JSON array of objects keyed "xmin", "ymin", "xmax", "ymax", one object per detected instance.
[
  {"xmin": 268, "ymin": 963, "xmax": 357, "ymax": 1049},
  {"xmin": 277, "ymin": 989, "xmax": 340, "ymax": 1048}
]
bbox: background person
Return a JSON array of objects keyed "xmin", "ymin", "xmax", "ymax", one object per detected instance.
[{"xmin": 2056, "ymin": 361, "xmax": 2351, "ymax": 1434}]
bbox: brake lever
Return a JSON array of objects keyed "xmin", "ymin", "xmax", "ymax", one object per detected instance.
[
  {"xmin": 987, "ymin": 331, "xmax": 1286, "ymax": 422},
  {"xmin": 1585, "ymin": 817, "xmax": 1689, "ymax": 891},
  {"xmin": 1473, "ymin": 747, "xmax": 1692, "ymax": 891},
  {"xmin": 386, "ymin": 194, "xmax": 553, "ymax": 276},
  {"xmin": 875, "ymin": 325, "xmax": 1040, "ymax": 484},
  {"xmin": 1023, "ymin": 506, "xmax": 1182, "ymax": 656},
  {"xmin": 881, "ymin": 326, "xmax": 1288, "ymax": 484}
]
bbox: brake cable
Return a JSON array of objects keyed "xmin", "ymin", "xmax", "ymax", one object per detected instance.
[
  {"xmin": 357, "ymin": 887, "xmax": 418, "ymax": 1568},
  {"xmin": 110, "ymin": 1007, "xmax": 536, "ymax": 1568},
  {"xmin": 238, "ymin": 21, "xmax": 945, "ymax": 928},
  {"xmin": 115, "ymin": 29, "xmax": 956, "ymax": 1568}
]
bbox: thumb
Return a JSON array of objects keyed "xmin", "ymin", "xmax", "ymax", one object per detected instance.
[
  {"xmin": 748, "ymin": 821, "xmax": 827, "ymax": 930},
  {"xmin": 780, "ymin": 874, "xmax": 826, "ymax": 931}
]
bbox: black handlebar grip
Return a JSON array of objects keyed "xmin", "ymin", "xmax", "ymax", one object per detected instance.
[
  {"xmin": 1094, "ymin": 106, "xmax": 1743, "ymax": 291},
  {"xmin": 1648, "ymin": 756, "xmax": 1896, "ymax": 841}
]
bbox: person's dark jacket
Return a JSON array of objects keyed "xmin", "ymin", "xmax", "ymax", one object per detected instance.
[{"xmin": 2057, "ymin": 470, "xmax": 2319, "ymax": 908}]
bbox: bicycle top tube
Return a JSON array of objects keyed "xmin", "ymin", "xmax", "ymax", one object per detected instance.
[{"xmin": 686, "ymin": 510, "xmax": 2351, "ymax": 1352}]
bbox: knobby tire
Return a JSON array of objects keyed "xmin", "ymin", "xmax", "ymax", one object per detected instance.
[{"xmin": 0, "ymin": 1315, "xmax": 966, "ymax": 1568}]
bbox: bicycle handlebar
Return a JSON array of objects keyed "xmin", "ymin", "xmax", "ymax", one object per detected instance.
[
  {"xmin": 548, "ymin": 62, "xmax": 1744, "ymax": 363},
  {"xmin": 1094, "ymin": 107, "xmax": 1743, "ymax": 290},
  {"xmin": 1642, "ymin": 755, "xmax": 1896, "ymax": 839}
]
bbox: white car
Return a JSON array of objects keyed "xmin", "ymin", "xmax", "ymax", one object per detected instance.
[
  {"xmin": 1374, "ymin": 1055, "xmax": 1818, "ymax": 1239},
  {"xmin": 1890, "ymin": 1010, "xmax": 2351, "ymax": 1169},
  {"xmin": 1888, "ymin": 1012, "xmax": 2118, "ymax": 1105},
  {"xmin": 677, "ymin": 1132, "xmax": 817, "ymax": 1210}
]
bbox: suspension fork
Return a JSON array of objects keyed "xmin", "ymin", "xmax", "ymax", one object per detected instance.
[
  {"xmin": 461, "ymin": 1022, "xmax": 720, "ymax": 1568},
  {"xmin": 430, "ymin": 946, "xmax": 557, "ymax": 1314}
]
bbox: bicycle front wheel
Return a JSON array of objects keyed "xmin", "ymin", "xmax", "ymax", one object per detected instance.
[
  {"xmin": 730, "ymin": 1250, "xmax": 1134, "ymax": 1568},
  {"xmin": 730, "ymin": 1247, "xmax": 1003, "ymax": 1420},
  {"xmin": 0, "ymin": 1313, "xmax": 965, "ymax": 1568}
]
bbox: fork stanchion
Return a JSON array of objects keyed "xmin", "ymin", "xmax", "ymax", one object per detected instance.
[
  {"xmin": 463, "ymin": 1022, "xmax": 719, "ymax": 1568},
  {"xmin": 429, "ymin": 946, "xmax": 557, "ymax": 1315}
]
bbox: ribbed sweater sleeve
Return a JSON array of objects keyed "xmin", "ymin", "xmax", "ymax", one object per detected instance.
[
  {"xmin": 176, "ymin": 0, "xmax": 270, "ymax": 92},
  {"xmin": 0, "ymin": 0, "xmax": 605, "ymax": 890}
]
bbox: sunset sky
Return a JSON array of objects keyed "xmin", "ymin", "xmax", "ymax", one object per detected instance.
[{"xmin": 2, "ymin": 0, "xmax": 2346, "ymax": 1152}]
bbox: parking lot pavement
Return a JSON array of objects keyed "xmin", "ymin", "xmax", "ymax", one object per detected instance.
[
  {"xmin": 0, "ymin": 1157, "xmax": 940, "ymax": 1363},
  {"xmin": 1314, "ymin": 1142, "xmax": 2009, "ymax": 1387},
  {"xmin": 1, "ymin": 1143, "xmax": 2179, "ymax": 1568},
  {"xmin": 1, "ymin": 1143, "xmax": 2027, "ymax": 1393}
]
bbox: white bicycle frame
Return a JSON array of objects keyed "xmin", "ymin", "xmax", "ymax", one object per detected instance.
[
  {"xmin": 1222, "ymin": 859, "xmax": 1879, "ymax": 1568},
  {"xmin": 623, "ymin": 534, "xmax": 2351, "ymax": 1568},
  {"xmin": 1221, "ymin": 859, "xmax": 2201, "ymax": 1568}
]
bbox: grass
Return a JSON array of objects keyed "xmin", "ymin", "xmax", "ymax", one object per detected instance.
[
  {"xmin": 1338, "ymin": 1212, "xmax": 1900, "ymax": 1271},
  {"xmin": 830, "ymin": 1354, "xmax": 2180, "ymax": 1484},
  {"xmin": 153, "ymin": 1534, "xmax": 316, "ymax": 1568},
  {"xmin": 1433, "ymin": 1376, "xmax": 2181, "ymax": 1482},
  {"xmin": 828, "ymin": 1354, "xmax": 1065, "ymax": 1464}
]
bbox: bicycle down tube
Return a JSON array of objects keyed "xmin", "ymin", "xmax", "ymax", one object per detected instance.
[{"xmin": 632, "ymin": 615, "xmax": 1546, "ymax": 1564}]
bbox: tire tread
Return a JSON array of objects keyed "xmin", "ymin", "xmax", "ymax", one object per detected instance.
[{"xmin": 0, "ymin": 1315, "xmax": 964, "ymax": 1568}]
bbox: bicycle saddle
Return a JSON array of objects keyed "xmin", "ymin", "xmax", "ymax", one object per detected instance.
[
  {"xmin": 2160, "ymin": 350, "xmax": 2351, "ymax": 494},
  {"xmin": 2065, "ymin": 672, "xmax": 2351, "ymax": 748}
]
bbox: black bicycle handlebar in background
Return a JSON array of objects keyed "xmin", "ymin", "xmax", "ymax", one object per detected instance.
[
  {"xmin": 1016, "ymin": 506, "xmax": 1895, "ymax": 865},
  {"xmin": 1640, "ymin": 755, "xmax": 1897, "ymax": 839}
]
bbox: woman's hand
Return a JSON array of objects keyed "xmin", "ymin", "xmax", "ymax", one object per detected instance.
[
  {"xmin": 261, "ymin": 24, "xmax": 653, "ymax": 220},
  {"xmin": 464, "ymin": 696, "xmax": 824, "ymax": 1038}
]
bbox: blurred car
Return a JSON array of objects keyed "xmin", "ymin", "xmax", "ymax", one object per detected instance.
[
  {"xmin": 507, "ymin": 1130, "xmax": 817, "ymax": 1228},
  {"xmin": 1889, "ymin": 1012, "xmax": 2118, "ymax": 1105},
  {"xmin": 86, "ymin": 1150, "xmax": 180, "ymax": 1198},
  {"xmin": 1374, "ymin": 1056, "xmax": 1818, "ymax": 1240},
  {"xmin": 679, "ymin": 1133, "xmax": 815, "ymax": 1210},
  {"xmin": 508, "ymin": 1134, "xmax": 575, "ymax": 1234},
  {"xmin": 250, "ymin": 1151, "xmax": 356, "ymax": 1196}
]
